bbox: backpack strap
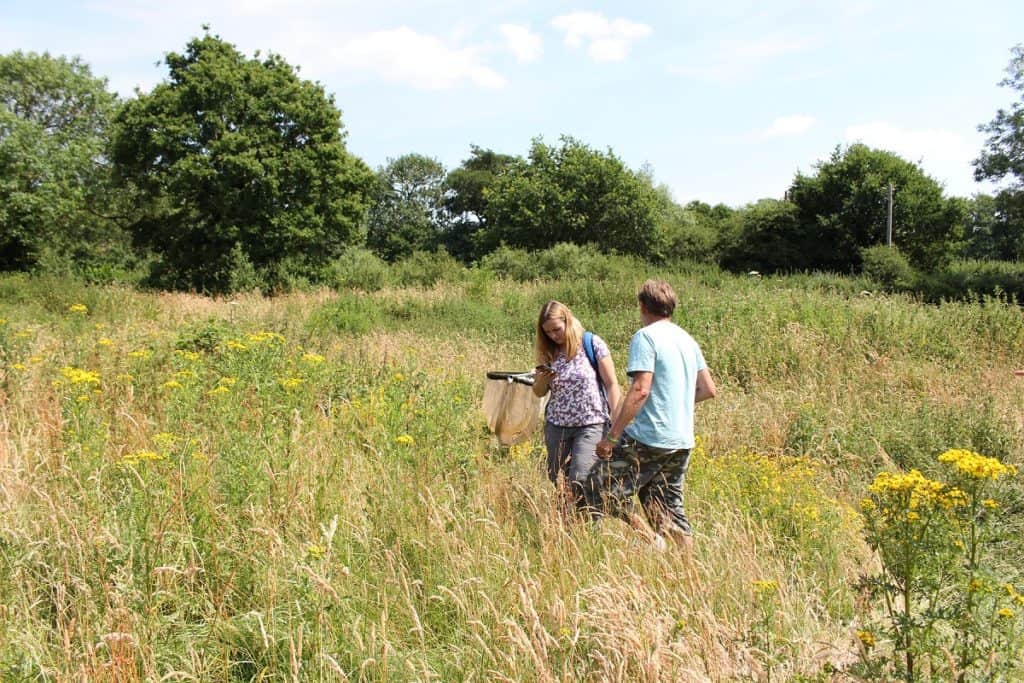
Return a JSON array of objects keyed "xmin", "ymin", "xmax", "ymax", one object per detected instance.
[{"xmin": 583, "ymin": 331, "xmax": 609, "ymax": 413}]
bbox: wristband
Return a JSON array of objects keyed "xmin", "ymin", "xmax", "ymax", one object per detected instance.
[{"xmin": 607, "ymin": 434, "xmax": 620, "ymax": 445}]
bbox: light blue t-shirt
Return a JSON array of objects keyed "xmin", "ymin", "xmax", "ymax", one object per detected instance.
[{"xmin": 624, "ymin": 319, "xmax": 707, "ymax": 450}]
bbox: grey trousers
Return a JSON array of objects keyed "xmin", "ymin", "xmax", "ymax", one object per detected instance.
[{"xmin": 544, "ymin": 422, "xmax": 606, "ymax": 507}]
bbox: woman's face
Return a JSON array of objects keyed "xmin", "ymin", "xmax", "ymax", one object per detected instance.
[{"xmin": 542, "ymin": 317, "xmax": 567, "ymax": 346}]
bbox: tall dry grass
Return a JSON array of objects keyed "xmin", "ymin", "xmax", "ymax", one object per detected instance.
[{"xmin": 0, "ymin": 272, "xmax": 1021, "ymax": 681}]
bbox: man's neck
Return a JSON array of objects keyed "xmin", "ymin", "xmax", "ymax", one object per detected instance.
[{"xmin": 641, "ymin": 313, "xmax": 670, "ymax": 326}]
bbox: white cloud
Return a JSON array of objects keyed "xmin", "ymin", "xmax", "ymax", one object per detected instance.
[
  {"xmin": 500, "ymin": 24, "xmax": 542, "ymax": 64},
  {"xmin": 844, "ymin": 121, "xmax": 975, "ymax": 166},
  {"xmin": 844, "ymin": 121, "xmax": 985, "ymax": 194},
  {"xmin": 331, "ymin": 27, "xmax": 506, "ymax": 90},
  {"xmin": 551, "ymin": 12, "xmax": 652, "ymax": 63},
  {"xmin": 672, "ymin": 33, "xmax": 821, "ymax": 82},
  {"xmin": 765, "ymin": 114, "xmax": 816, "ymax": 137}
]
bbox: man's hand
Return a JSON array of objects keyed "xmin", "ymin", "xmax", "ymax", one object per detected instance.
[{"xmin": 596, "ymin": 438, "xmax": 615, "ymax": 459}]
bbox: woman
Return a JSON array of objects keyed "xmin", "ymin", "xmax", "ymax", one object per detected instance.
[{"xmin": 533, "ymin": 301, "xmax": 621, "ymax": 511}]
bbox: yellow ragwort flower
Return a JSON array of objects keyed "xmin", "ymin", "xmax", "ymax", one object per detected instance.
[
  {"xmin": 998, "ymin": 608, "xmax": 1015, "ymax": 619},
  {"xmin": 753, "ymin": 579, "xmax": 778, "ymax": 596},
  {"xmin": 856, "ymin": 630, "xmax": 876, "ymax": 648},
  {"xmin": 247, "ymin": 331, "xmax": 285, "ymax": 344},
  {"xmin": 153, "ymin": 432, "xmax": 177, "ymax": 450},
  {"xmin": 207, "ymin": 386, "xmax": 230, "ymax": 396},
  {"xmin": 301, "ymin": 353, "xmax": 325, "ymax": 364},
  {"xmin": 60, "ymin": 366, "xmax": 101, "ymax": 386},
  {"xmin": 97, "ymin": 338, "xmax": 114, "ymax": 347},
  {"xmin": 395, "ymin": 434, "xmax": 415, "ymax": 446},
  {"xmin": 161, "ymin": 380, "xmax": 183, "ymax": 390},
  {"xmin": 121, "ymin": 450, "xmax": 166, "ymax": 466},
  {"xmin": 68, "ymin": 303, "xmax": 88, "ymax": 314},
  {"xmin": 939, "ymin": 449, "xmax": 1018, "ymax": 480}
]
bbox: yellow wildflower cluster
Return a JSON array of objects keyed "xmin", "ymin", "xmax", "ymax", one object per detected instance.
[
  {"xmin": 121, "ymin": 450, "xmax": 166, "ymax": 466},
  {"xmin": 856, "ymin": 630, "xmax": 876, "ymax": 648},
  {"xmin": 246, "ymin": 331, "xmax": 285, "ymax": 345},
  {"xmin": 279, "ymin": 377, "xmax": 304, "ymax": 390},
  {"xmin": 207, "ymin": 386, "xmax": 230, "ymax": 396},
  {"xmin": 938, "ymin": 449, "xmax": 1018, "ymax": 481},
  {"xmin": 174, "ymin": 349, "xmax": 200, "ymax": 362},
  {"xmin": 153, "ymin": 432, "xmax": 177, "ymax": 450},
  {"xmin": 1005, "ymin": 584, "xmax": 1024, "ymax": 607},
  {"xmin": 68, "ymin": 303, "xmax": 88, "ymax": 314},
  {"xmin": 128, "ymin": 349, "xmax": 151, "ymax": 359},
  {"xmin": 60, "ymin": 366, "xmax": 101, "ymax": 386},
  {"xmin": 753, "ymin": 579, "xmax": 778, "ymax": 596},
  {"xmin": 998, "ymin": 608, "xmax": 1015, "ymax": 619},
  {"xmin": 225, "ymin": 340, "xmax": 248, "ymax": 351},
  {"xmin": 307, "ymin": 544, "xmax": 326, "ymax": 560},
  {"xmin": 395, "ymin": 434, "xmax": 415, "ymax": 446},
  {"xmin": 301, "ymin": 353, "xmax": 325, "ymax": 364},
  {"xmin": 868, "ymin": 469, "xmax": 967, "ymax": 511},
  {"xmin": 97, "ymin": 337, "xmax": 114, "ymax": 347},
  {"xmin": 161, "ymin": 380, "xmax": 183, "ymax": 390}
]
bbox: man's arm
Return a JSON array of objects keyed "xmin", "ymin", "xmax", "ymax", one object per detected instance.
[
  {"xmin": 596, "ymin": 371, "xmax": 652, "ymax": 458},
  {"xmin": 695, "ymin": 368, "xmax": 717, "ymax": 403}
]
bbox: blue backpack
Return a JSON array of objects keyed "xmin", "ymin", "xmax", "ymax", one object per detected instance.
[{"xmin": 583, "ymin": 331, "xmax": 609, "ymax": 414}]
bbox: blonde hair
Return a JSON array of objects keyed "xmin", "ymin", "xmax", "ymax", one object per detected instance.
[{"xmin": 535, "ymin": 300, "xmax": 583, "ymax": 364}]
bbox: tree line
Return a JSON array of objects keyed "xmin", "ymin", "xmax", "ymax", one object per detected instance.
[{"xmin": 2, "ymin": 32, "xmax": 1023, "ymax": 294}]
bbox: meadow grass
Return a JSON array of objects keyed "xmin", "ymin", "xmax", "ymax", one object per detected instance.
[{"xmin": 1, "ymin": 269, "xmax": 1022, "ymax": 681}]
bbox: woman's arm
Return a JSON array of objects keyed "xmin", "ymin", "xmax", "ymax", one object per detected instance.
[
  {"xmin": 533, "ymin": 366, "xmax": 554, "ymax": 397},
  {"xmin": 598, "ymin": 355, "xmax": 622, "ymax": 422}
]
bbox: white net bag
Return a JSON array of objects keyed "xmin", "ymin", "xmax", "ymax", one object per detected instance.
[{"xmin": 482, "ymin": 371, "xmax": 547, "ymax": 446}]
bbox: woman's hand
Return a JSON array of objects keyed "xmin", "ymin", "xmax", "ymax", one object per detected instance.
[{"xmin": 533, "ymin": 365, "xmax": 555, "ymax": 396}]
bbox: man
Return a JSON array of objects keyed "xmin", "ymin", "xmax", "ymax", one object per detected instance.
[{"xmin": 588, "ymin": 279, "xmax": 717, "ymax": 550}]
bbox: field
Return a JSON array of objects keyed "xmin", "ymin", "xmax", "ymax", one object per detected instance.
[{"xmin": 1, "ymin": 267, "xmax": 1023, "ymax": 681}]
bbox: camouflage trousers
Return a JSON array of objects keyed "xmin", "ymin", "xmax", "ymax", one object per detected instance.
[{"xmin": 584, "ymin": 435, "xmax": 693, "ymax": 536}]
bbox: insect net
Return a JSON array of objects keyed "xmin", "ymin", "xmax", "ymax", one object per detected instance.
[{"xmin": 481, "ymin": 371, "xmax": 546, "ymax": 446}]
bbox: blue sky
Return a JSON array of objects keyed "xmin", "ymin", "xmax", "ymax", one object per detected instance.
[{"xmin": 3, "ymin": 0, "xmax": 1021, "ymax": 206}]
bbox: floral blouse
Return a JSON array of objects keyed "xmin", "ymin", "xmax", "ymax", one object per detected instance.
[{"xmin": 545, "ymin": 334, "xmax": 610, "ymax": 427}]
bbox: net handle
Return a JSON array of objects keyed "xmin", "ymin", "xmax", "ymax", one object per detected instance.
[{"xmin": 486, "ymin": 371, "xmax": 535, "ymax": 386}]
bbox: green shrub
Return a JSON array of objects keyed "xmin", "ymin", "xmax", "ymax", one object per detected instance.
[
  {"xmin": 307, "ymin": 293, "xmax": 382, "ymax": 335},
  {"xmin": 477, "ymin": 245, "xmax": 540, "ymax": 281},
  {"xmin": 392, "ymin": 249, "xmax": 466, "ymax": 287},
  {"xmin": 324, "ymin": 247, "xmax": 390, "ymax": 292},
  {"xmin": 860, "ymin": 245, "xmax": 918, "ymax": 291}
]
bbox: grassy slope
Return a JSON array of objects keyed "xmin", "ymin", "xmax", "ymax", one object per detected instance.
[{"xmin": 1, "ymin": 270, "xmax": 1022, "ymax": 681}]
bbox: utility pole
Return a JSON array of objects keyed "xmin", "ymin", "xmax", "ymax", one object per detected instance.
[{"xmin": 886, "ymin": 182, "xmax": 894, "ymax": 247}]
